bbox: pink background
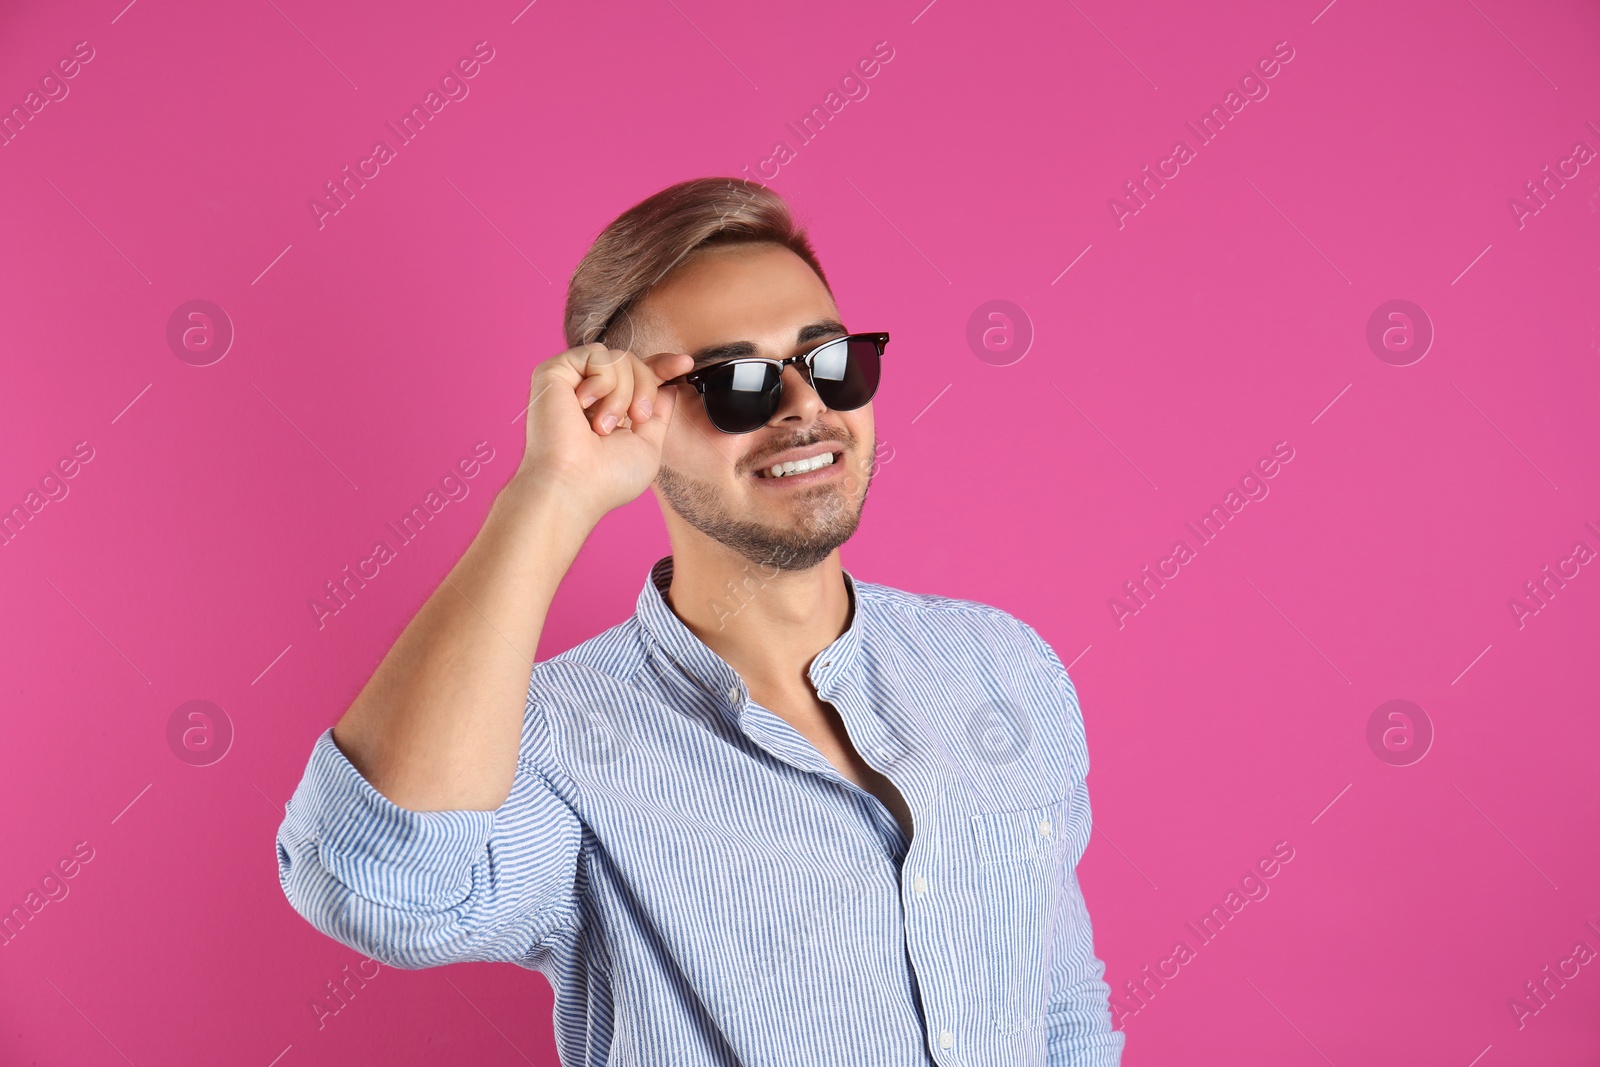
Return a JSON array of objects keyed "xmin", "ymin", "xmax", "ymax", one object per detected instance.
[{"xmin": 2, "ymin": 0, "xmax": 1597, "ymax": 1063}]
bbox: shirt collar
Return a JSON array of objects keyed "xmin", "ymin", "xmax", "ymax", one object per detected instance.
[{"xmin": 635, "ymin": 555, "xmax": 865, "ymax": 716}]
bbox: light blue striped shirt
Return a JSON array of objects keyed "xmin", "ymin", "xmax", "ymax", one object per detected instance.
[{"xmin": 276, "ymin": 555, "xmax": 1124, "ymax": 1066}]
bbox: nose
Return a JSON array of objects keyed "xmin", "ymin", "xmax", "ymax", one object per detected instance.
[{"xmin": 767, "ymin": 363, "xmax": 828, "ymax": 426}]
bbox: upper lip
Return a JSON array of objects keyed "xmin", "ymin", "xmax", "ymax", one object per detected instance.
[{"xmin": 752, "ymin": 443, "xmax": 845, "ymax": 474}]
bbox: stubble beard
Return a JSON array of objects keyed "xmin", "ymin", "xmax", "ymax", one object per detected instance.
[{"xmin": 654, "ymin": 442, "xmax": 876, "ymax": 573}]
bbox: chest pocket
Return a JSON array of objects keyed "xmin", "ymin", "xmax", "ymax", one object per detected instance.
[{"xmin": 970, "ymin": 786, "xmax": 1074, "ymax": 1034}]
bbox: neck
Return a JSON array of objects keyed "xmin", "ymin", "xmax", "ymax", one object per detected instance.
[{"xmin": 664, "ymin": 543, "xmax": 852, "ymax": 696}]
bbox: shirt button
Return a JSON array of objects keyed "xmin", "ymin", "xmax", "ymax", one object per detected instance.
[
  {"xmin": 939, "ymin": 1030, "xmax": 953, "ymax": 1049},
  {"xmin": 1038, "ymin": 818, "xmax": 1053, "ymax": 836},
  {"xmin": 726, "ymin": 686, "xmax": 739, "ymax": 703},
  {"xmin": 913, "ymin": 875, "xmax": 927, "ymax": 895}
]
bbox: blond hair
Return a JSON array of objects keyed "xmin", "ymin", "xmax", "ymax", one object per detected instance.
[{"xmin": 564, "ymin": 177, "xmax": 832, "ymax": 350}]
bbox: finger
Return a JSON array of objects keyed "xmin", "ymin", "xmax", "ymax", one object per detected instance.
[
  {"xmin": 574, "ymin": 345, "xmax": 627, "ymax": 416},
  {"xmin": 617, "ymin": 351, "xmax": 689, "ymax": 432},
  {"xmin": 616, "ymin": 352, "xmax": 687, "ymax": 426},
  {"xmin": 564, "ymin": 342, "xmax": 612, "ymax": 387},
  {"xmin": 581, "ymin": 342, "xmax": 629, "ymax": 371},
  {"xmin": 628, "ymin": 371, "xmax": 679, "ymax": 449},
  {"xmin": 575, "ymin": 376, "xmax": 605, "ymax": 409},
  {"xmin": 528, "ymin": 364, "xmax": 571, "ymax": 412},
  {"xmin": 625, "ymin": 352, "xmax": 669, "ymax": 425},
  {"xmin": 644, "ymin": 351, "xmax": 695, "ymax": 382},
  {"xmin": 571, "ymin": 343, "xmax": 630, "ymax": 376},
  {"xmin": 590, "ymin": 351, "xmax": 637, "ymax": 435}
]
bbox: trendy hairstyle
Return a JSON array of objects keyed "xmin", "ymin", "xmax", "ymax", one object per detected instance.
[{"xmin": 564, "ymin": 177, "xmax": 833, "ymax": 350}]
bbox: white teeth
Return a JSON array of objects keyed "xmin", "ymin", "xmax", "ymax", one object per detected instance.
[{"xmin": 760, "ymin": 452, "xmax": 836, "ymax": 478}]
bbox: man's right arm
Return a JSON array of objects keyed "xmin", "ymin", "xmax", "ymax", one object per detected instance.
[
  {"xmin": 329, "ymin": 474, "xmax": 595, "ymax": 813},
  {"xmin": 324, "ymin": 343, "xmax": 693, "ymax": 812},
  {"xmin": 273, "ymin": 345, "xmax": 694, "ymax": 966},
  {"xmin": 274, "ymin": 475, "xmax": 597, "ymax": 968}
]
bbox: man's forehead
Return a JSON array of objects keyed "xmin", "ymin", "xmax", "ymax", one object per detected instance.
[{"xmin": 630, "ymin": 244, "xmax": 837, "ymax": 351}]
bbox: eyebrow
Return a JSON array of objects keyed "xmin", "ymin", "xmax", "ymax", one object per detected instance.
[{"xmin": 688, "ymin": 320, "xmax": 848, "ymax": 369}]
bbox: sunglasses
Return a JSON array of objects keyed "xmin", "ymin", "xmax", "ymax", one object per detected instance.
[{"xmin": 660, "ymin": 332, "xmax": 890, "ymax": 434}]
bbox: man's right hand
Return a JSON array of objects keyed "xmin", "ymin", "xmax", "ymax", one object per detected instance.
[{"xmin": 517, "ymin": 343, "xmax": 696, "ymax": 522}]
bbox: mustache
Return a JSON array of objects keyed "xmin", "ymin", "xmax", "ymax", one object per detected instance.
[{"xmin": 745, "ymin": 430, "xmax": 852, "ymax": 471}]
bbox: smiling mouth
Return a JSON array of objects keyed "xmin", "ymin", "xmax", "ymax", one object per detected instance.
[{"xmin": 753, "ymin": 449, "xmax": 844, "ymax": 479}]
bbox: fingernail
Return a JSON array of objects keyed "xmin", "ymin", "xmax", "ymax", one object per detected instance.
[
  {"xmin": 600, "ymin": 413, "xmax": 617, "ymax": 433},
  {"xmin": 639, "ymin": 399, "xmax": 653, "ymax": 420},
  {"xmin": 581, "ymin": 394, "xmax": 597, "ymax": 409}
]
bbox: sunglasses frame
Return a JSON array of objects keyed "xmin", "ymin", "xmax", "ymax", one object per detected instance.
[{"xmin": 660, "ymin": 331, "xmax": 890, "ymax": 434}]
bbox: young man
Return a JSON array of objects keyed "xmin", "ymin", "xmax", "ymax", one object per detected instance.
[{"xmin": 275, "ymin": 178, "xmax": 1124, "ymax": 1065}]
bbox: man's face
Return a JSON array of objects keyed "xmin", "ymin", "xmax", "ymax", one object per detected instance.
[{"xmin": 624, "ymin": 241, "xmax": 878, "ymax": 573}]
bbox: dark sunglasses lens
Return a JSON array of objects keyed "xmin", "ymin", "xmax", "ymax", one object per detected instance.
[
  {"xmin": 810, "ymin": 338, "xmax": 882, "ymax": 411},
  {"xmin": 700, "ymin": 338, "xmax": 884, "ymax": 432},
  {"xmin": 702, "ymin": 360, "xmax": 782, "ymax": 433}
]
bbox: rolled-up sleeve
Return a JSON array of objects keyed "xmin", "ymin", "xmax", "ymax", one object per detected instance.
[{"xmin": 275, "ymin": 726, "xmax": 583, "ymax": 969}]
